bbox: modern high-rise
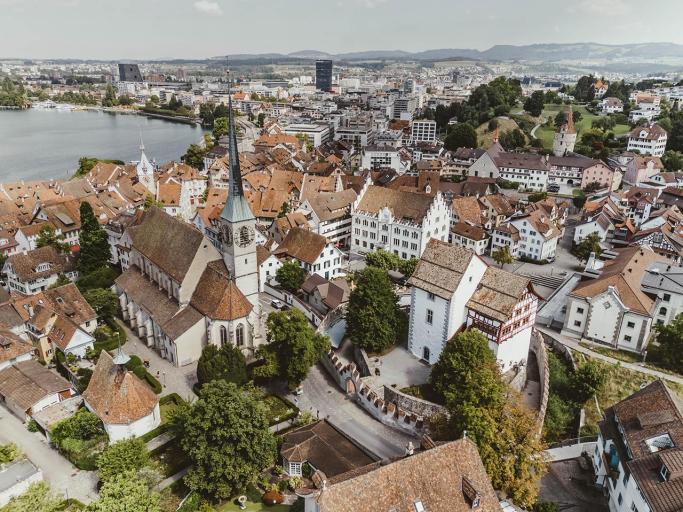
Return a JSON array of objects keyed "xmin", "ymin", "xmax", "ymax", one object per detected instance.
[
  {"xmin": 316, "ymin": 60, "xmax": 333, "ymax": 92},
  {"xmin": 118, "ymin": 63, "xmax": 143, "ymax": 82}
]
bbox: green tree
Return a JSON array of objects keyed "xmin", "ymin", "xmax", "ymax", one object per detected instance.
[
  {"xmin": 182, "ymin": 143, "xmax": 208, "ymax": 170},
  {"xmin": 257, "ymin": 113, "xmax": 266, "ymax": 127},
  {"xmin": 172, "ymin": 381, "xmax": 276, "ymax": 501},
  {"xmin": 50, "ymin": 409, "xmax": 103, "ymax": 447},
  {"xmin": 82, "ymin": 288, "xmax": 119, "ymax": 322},
  {"xmin": 574, "ymin": 232, "xmax": 602, "ymax": 262},
  {"xmin": 48, "ymin": 273, "xmax": 71, "ymax": 289},
  {"xmin": 266, "ymin": 309, "xmax": 330, "ymax": 387},
  {"xmin": 36, "ymin": 225, "xmax": 68, "ymax": 253},
  {"xmin": 499, "ymin": 129, "xmax": 526, "ymax": 150},
  {"xmin": 277, "ymin": 202, "xmax": 290, "ymax": 218},
  {"xmin": 97, "ymin": 438, "xmax": 150, "ymax": 482},
  {"xmin": 143, "ymin": 195, "xmax": 164, "ymax": 210},
  {"xmin": 533, "ymin": 502, "xmax": 559, "ymax": 512},
  {"xmin": 1, "ymin": 482, "xmax": 63, "ymax": 512},
  {"xmin": 572, "ymin": 189, "xmax": 587, "ymax": 209},
  {"xmin": 574, "ymin": 75, "xmax": 596, "ymax": 102},
  {"xmin": 196, "ymin": 343, "xmax": 248, "ymax": 387},
  {"xmin": 444, "ymin": 123, "xmax": 478, "ymax": 150},
  {"xmin": 212, "ymin": 116, "xmax": 229, "ymax": 140},
  {"xmin": 0, "ymin": 443, "xmax": 20, "ymax": 464},
  {"xmin": 491, "ymin": 245, "xmax": 513, "ymax": 268},
  {"xmin": 524, "ymin": 91, "xmax": 545, "ymax": 117},
  {"xmin": 102, "ymin": 84, "xmax": 117, "ymax": 107},
  {"xmin": 275, "ymin": 260, "xmax": 305, "ymax": 292},
  {"xmin": 652, "ymin": 314, "xmax": 683, "ymax": 372},
  {"xmin": 488, "ymin": 76, "xmax": 523, "ymax": 107},
  {"xmin": 667, "ymin": 111, "xmax": 683, "ymax": 153},
  {"xmin": 570, "ymin": 360, "xmax": 607, "ymax": 404},
  {"xmin": 662, "ymin": 151, "xmax": 683, "ymax": 171},
  {"xmin": 365, "ymin": 249, "xmax": 399, "ymax": 271},
  {"xmin": 528, "ymin": 192, "xmax": 548, "ymax": 203},
  {"xmin": 78, "ymin": 201, "xmax": 111, "ymax": 274},
  {"xmin": 346, "ymin": 267, "xmax": 400, "ymax": 353},
  {"xmin": 398, "ymin": 257, "xmax": 418, "ymax": 278},
  {"xmin": 87, "ymin": 470, "xmax": 161, "ymax": 512}
]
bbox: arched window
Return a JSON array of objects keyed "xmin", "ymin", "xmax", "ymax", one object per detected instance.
[
  {"xmin": 235, "ymin": 324, "xmax": 244, "ymax": 347},
  {"xmin": 660, "ymin": 307, "xmax": 668, "ymax": 316},
  {"xmin": 219, "ymin": 326, "xmax": 228, "ymax": 347}
]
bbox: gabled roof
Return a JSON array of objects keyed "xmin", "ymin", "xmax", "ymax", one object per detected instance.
[
  {"xmin": 0, "ymin": 330, "xmax": 33, "ymax": 364},
  {"xmin": 126, "ymin": 207, "xmax": 206, "ymax": 283},
  {"xmin": 356, "ymin": 186, "xmax": 435, "ymax": 224},
  {"xmin": 0, "ymin": 360, "xmax": 71, "ymax": 412},
  {"xmin": 190, "ymin": 260, "xmax": 253, "ymax": 321},
  {"xmin": 315, "ymin": 439, "xmax": 498, "ymax": 512},
  {"xmin": 408, "ymin": 239, "xmax": 477, "ymax": 300},
  {"xmin": 83, "ymin": 350, "xmax": 158, "ymax": 425},
  {"xmin": 274, "ymin": 227, "xmax": 328, "ymax": 265},
  {"xmin": 466, "ymin": 267, "xmax": 532, "ymax": 323},
  {"xmin": 6, "ymin": 246, "xmax": 76, "ymax": 282}
]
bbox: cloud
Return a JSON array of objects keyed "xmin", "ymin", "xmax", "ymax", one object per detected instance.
[
  {"xmin": 571, "ymin": 0, "xmax": 631, "ymax": 16},
  {"xmin": 354, "ymin": 0, "xmax": 390, "ymax": 7},
  {"xmin": 193, "ymin": 0, "xmax": 222, "ymax": 15}
]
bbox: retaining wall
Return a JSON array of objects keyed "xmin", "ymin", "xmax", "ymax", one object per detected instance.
[
  {"xmin": 531, "ymin": 330, "xmax": 550, "ymax": 434},
  {"xmin": 383, "ymin": 386, "xmax": 448, "ymax": 419},
  {"xmin": 321, "ymin": 350, "xmax": 423, "ymax": 437}
]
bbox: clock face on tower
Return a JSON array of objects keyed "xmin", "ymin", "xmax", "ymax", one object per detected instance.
[
  {"xmin": 221, "ymin": 225, "xmax": 233, "ymax": 246},
  {"xmin": 237, "ymin": 226, "xmax": 255, "ymax": 248}
]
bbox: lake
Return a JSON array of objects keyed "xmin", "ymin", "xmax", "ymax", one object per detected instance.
[{"xmin": 0, "ymin": 109, "xmax": 206, "ymax": 182}]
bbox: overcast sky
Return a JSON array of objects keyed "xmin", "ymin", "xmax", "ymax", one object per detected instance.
[{"xmin": 1, "ymin": 0, "xmax": 681, "ymax": 60}]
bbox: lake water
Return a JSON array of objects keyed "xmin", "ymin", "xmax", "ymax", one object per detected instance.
[{"xmin": 0, "ymin": 109, "xmax": 206, "ymax": 182}]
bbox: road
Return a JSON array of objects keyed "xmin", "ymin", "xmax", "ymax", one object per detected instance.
[
  {"xmin": 0, "ymin": 407, "xmax": 99, "ymax": 504},
  {"xmin": 289, "ymin": 364, "xmax": 414, "ymax": 460}
]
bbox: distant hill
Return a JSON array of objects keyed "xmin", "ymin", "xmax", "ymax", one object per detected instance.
[{"xmin": 211, "ymin": 42, "xmax": 683, "ymax": 65}]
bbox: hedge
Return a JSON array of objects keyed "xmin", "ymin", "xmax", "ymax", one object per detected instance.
[{"xmin": 124, "ymin": 355, "xmax": 162, "ymax": 394}]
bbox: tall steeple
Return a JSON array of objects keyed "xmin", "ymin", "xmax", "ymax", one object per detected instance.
[
  {"xmin": 220, "ymin": 76, "xmax": 255, "ymax": 223},
  {"xmin": 218, "ymin": 68, "xmax": 259, "ymax": 310}
]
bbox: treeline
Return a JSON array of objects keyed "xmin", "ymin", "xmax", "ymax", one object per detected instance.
[{"xmin": 0, "ymin": 78, "xmax": 28, "ymax": 107}]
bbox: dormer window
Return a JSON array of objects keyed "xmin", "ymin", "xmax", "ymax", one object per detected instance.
[{"xmin": 661, "ymin": 465, "xmax": 669, "ymax": 481}]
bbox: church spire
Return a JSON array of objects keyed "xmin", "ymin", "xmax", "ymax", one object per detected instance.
[{"xmin": 220, "ymin": 69, "xmax": 255, "ymax": 222}]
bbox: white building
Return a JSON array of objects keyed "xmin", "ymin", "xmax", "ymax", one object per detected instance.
[
  {"xmin": 273, "ymin": 227, "xmax": 344, "ymax": 281},
  {"xmin": 350, "ymin": 183, "xmax": 450, "ymax": 261},
  {"xmin": 641, "ymin": 261, "xmax": 683, "ymax": 327},
  {"xmin": 600, "ymin": 97, "xmax": 624, "ymax": 113},
  {"xmin": 83, "ymin": 350, "xmax": 161, "ymax": 443},
  {"xmin": 407, "ymin": 239, "xmax": 538, "ymax": 370},
  {"xmin": 297, "ymin": 189, "xmax": 357, "ymax": 248},
  {"xmin": 449, "ymin": 222, "xmax": 490, "ymax": 255},
  {"xmin": 561, "ymin": 247, "xmax": 661, "ymax": 352},
  {"xmin": 509, "ymin": 210, "xmax": 562, "ymax": 262},
  {"xmin": 495, "ymin": 153, "xmax": 550, "ymax": 191},
  {"xmin": 3, "ymin": 246, "xmax": 78, "ymax": 296},
  {"xmin": 361, "ymin": 146, "xmax": 405, "ymax": 172},
  {"xmin": 411, "ymin": 120, "xmax": 437, "ymax": 144},
  {"xmin": 593, "ymin": 380, "xmax": 682, "ymax": 512},
  {"xmin": 283, "ymin": 123, "xmax": 331, "ymax": 148},
  {"xmin": 553, "ymin": 107, "xmax": 577, "ymax": 157},
  {"xmin": 573, "ymin": 212, "xmax": 614, "ymax": 244},
  {"xmin": 257, "ymin": 246, "xmax": 282, "ymax": 292},
  {"xmin": 627, "ymin": 124, "xmax": 668, "ymax": 157}
]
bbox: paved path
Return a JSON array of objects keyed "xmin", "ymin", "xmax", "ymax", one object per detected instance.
[
  {"xmin": 288, "ymin": 363, "xmax": 413, "ymax": 460},
  {"xmin": 537, "ymin": 326, "xmax": 683, "ymax": 385},
  {"xmin": 545, "ymin": 442, "xmax": 596, "ymax": 462},
  {"xmin": 146, "ymin": 431, "xmax": 175, "ymax": 452},
  {"xmin": 156, "ymin": 467, "xmax": 189, "ymax": 491},
  {"xmin": 530, "ymin": 123, "xmax": 541, "ymax": 139},
  {"xmin": 120, "ymin": 323, "xmax": 198, "ymax": 402},
  {"xmin": 0, "ymin": 407, "xmax": 98, "ymax": 504}
]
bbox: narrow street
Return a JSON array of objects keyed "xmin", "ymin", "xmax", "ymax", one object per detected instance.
[
  {"xmin": 0, "ymin": 407, "xmax": 98, "ymax": 504},
  {"xmin": 289, "ymin": 363, "xmax": 414, "ymax": 460}
]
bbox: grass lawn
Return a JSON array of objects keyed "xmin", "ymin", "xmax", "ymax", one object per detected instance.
[
  {"xmin": 262, "ymin": 395, "xmax": 299, "ymax": 426},
  {"xmin": 534, "ymin": 104, "xmax": 630, "ymax": 150},
  {"xmin": 476, "ymin": 117, "xmax": 525, "ymax": 147}
]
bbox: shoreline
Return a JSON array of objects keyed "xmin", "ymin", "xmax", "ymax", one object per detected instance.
[{"xmin": 17, "ymin": 104, "xmax": 202, "ymax": 126}]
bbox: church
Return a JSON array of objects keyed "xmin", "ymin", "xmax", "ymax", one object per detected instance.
[{"xmin": 114, "ymin": 93, "xmax": 263, "ymax": 366}]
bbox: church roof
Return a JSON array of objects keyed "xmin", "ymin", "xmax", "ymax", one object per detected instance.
[
  {"xmin": 190, "ymin": 260, "xmax": 253, "ymax": 321},
  {"xmin": 221, "ymin": 85, "xmax": 256, "ymax": 223}
]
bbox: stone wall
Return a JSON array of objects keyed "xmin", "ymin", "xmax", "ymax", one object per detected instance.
[
  {"xmin": 353, "ymin": 346, "xmax": 372, "ymax": 378},
  {"xmin": 383, "ymin": 386, "xmax": 448, "ymax": 419},
  {"xmin": 531, "ymin": 329, "xmax": 550, "ymax": 434},
  {"xmin": 321, "ymin": 350, "xmax": 423, "ymax": 437}
]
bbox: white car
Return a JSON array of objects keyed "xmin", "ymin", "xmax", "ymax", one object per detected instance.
[{"xmin": 270, "ymin": 299, "xmax": 284, "ymax": 309}]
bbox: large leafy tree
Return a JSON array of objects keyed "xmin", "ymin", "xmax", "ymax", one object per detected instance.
[
  {"xmin": 196, "ymin": 343, "xmax": 248, "ymax": 387},
  {"xmin": 78, "ymin": 201, "xmax": 111, "ymax": 273},
  {"xmin": 574, "ymin": 75, "xmax": 596, "ymax": 102},
  {"xmin": 182, "ymin": 143, "xmax": 208, "ymax": 170},
  {"xmin": 444, "ymin": 123, "xmax": 478, "ymax": 150},
  {"xmin": 570, "ymin": 360, "xmax": 607, "ymax": 404},
  {"xmin": 82, "ymin": 288, "xmax": 119, "ymax": 322},
  {"xmin": 652, "ymin": 313, "xmax": 683, "ymax": 372},
  {"xmin": 266, "ymin": 309, "xmax": 330, "ymax": 387},
  {"xmin": 346, "ymin": 267, "xmax": 400, "ymax": 353},
  {"xmin": 172, "ymin": 381, "xmax": 276, "ymax": 501},
  {"xmin": 523, "ymin": 91, "xmax": 545, "ymax": 117},
  {"xmin": 96, "ymin": 438, "xmax": 150, "ymax": 483},
  {"xmin": 212, "ymin": 116, "xmax": 229, "ymax": 141},
  {"xmin": 491, "ymin": 245, "xmax": 513, "ymax": 268},
  {"xmin": 87, "ymin": 470, "xmax": 161, "ymax": 512},
  {"xmin": 275, "ymin": 260, "xmax": 305, "ymax": 292},
  {"xmin": 573, "ymin": 232, "xmax": 602, "ymax": 262},
  {"xmin": 36, "ymin": 225, "xmax": 68, "ymax": 253},
  {"xmin": 430, "ymin": 329, "xmax": 546, "ymax": 509}
]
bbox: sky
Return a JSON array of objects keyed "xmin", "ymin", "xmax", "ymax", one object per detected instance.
[{"xmin": 1, "ymin": 0, "xmax": 681, "ymax": 60}]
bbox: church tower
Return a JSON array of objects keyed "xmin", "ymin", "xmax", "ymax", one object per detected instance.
[
  {"xmin": 553, "ymin": 106, "xmax": 577, "ymax": 157},
  {"xmin": 136, "ymin": 137, "xmax": 157, "ymax": 195},
  {"xmin": 219, "ymin": 84, "xmax": 260, "ymax": 308}
]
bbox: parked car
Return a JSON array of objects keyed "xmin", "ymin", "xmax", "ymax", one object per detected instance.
[
  {"xmin": 270, "ymin": 299, "xmax": 284, "ymax": 309},
  {"xmin": 548, "ymin": 184, "xmax": 561, "ymax": 193}
]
